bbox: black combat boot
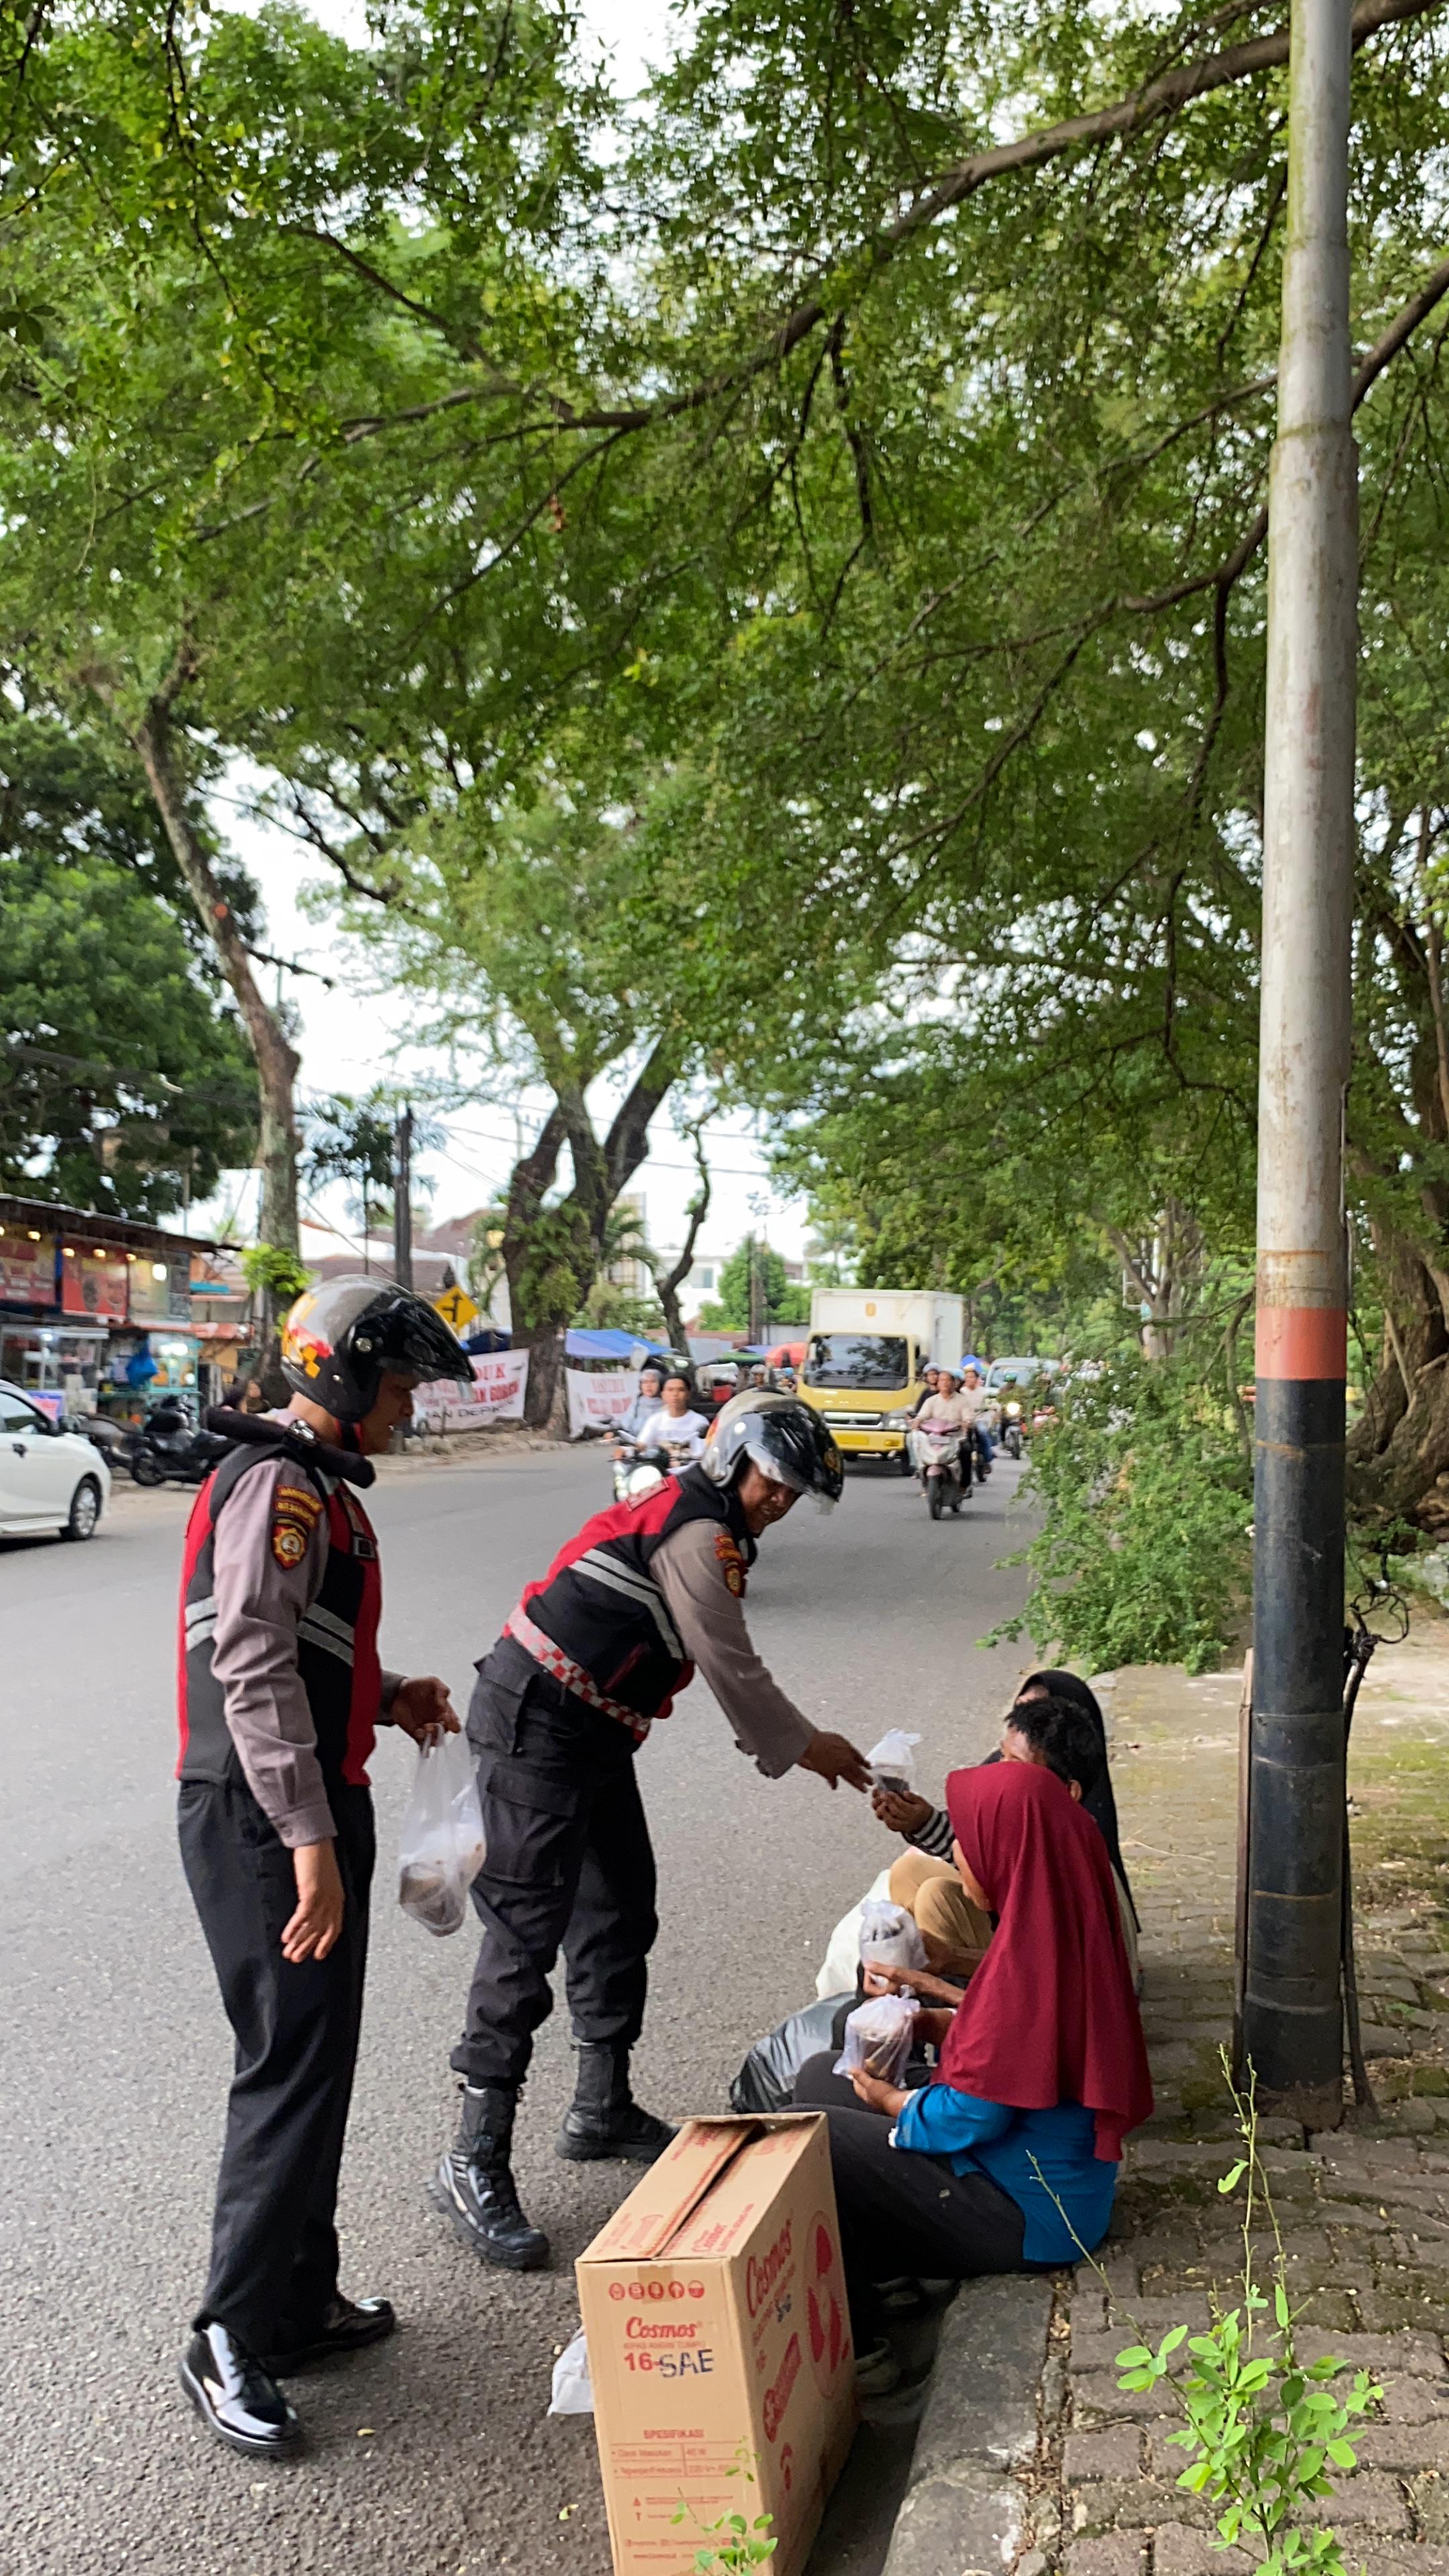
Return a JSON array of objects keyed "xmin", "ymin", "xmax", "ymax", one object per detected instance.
[
  {"xmin": 556, "ymin": 2042, "xmax": 676, "ymax": 2163},
  {"xmin": 428, "ymin": 2084, "xmax": 550, "ymax": 2269}
]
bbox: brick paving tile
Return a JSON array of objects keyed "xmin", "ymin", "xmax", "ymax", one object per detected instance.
[
  {"xmin": 1069, "ymin": 2476, "xmax": 1193, "ymax": 2536},
  {"xmin": 1063, "ymin": 2426, "xmax": 1144, "ymax": 2482},
  {"xmin": 1060, "ymin": 2538, "xmax": 1148, "ymax": 2575},
  {"xmin": 1150, "ymin": 2528, "xmax": 1257, "ymax": 2575},
  {"xmin": 1366, "ymin": 2555, "xmax": 1449, "ymax": 2576},
  {"xmin": 1381, "ymin": 2373, "xmax": 1449, "ymax": 2422},
  {"xmin": 1071, "ymin": 2369, "xmax": 1172, "ymax": 2423},
  {"xmin": 1298, "ymin": 2329, "xmax": 1445, "ymax": 2372},
  {"xmin": 1303, "ymin": 2469, "xmax": 1412, "ymax": 2530},
  {"xmin": 1358, "ymin": 2416, "xmax": 1449, "ymax": 2471}
]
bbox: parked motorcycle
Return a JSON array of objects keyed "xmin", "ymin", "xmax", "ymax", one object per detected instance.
[
  {"xmin": 119, "ymin": 1413, "xmax": 231, "ymax": 1488},
  {"xmin": 912, "ymin": 1417, "xmax": 971, "ymax": 1518}
]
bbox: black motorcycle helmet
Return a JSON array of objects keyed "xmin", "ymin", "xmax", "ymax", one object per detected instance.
[
  {"xmin": 280, "ymin": 1277, "xmax": 474, "ymax": 1423},
  {"xmin": 700, "ymin": 1389, "xmax": 845, "ymax": 1509}
]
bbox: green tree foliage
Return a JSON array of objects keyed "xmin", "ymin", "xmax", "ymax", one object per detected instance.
[
  {"xmin": 992, "ymin": 1354, "xmax": 1254, "ymax": 1675},
  {"xmin": 698, "ymin": 1236, "xmax": 809, "ymax": 1331},
  {"xmin": 0, "ymin": 709, "xmax": 254, "ymax": 1214}
]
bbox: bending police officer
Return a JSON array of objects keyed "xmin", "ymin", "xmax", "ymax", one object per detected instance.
[
  {"xmin": 431, "ymin": 1391, "xmax": 871, "ymax": 2271},
  {"xmin": 176, "ymin": 1277, "xmax": 474, "ymax": 2459}
]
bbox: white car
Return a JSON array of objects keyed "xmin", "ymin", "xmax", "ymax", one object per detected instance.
[{"xmin": 0, "ymin": 1380, "xmax": 111, "ymax": 1540}]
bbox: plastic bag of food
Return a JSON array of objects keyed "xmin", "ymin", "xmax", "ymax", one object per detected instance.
[
  {"xmin": 815, "ymin": 1868, "xmax": 894, "ymax": 1997},
  {"xmin": 867, "ymin": 1729, "xmax": 922, "ymax": 1792},
  {"xmin": 548, "ymin": 2327, "xmax": 594, "ymax": 2416},
  {"xmin": 833, "ymin": 1994, "xmax": 921, "ymax": 2085},
  {"xmin": 397, "ymin": 1730, "xmax": 486, "ymax": 1937},
  {"xmin": 859, "ymin": 1897, "xmax": 928, "ymax": 1972}
]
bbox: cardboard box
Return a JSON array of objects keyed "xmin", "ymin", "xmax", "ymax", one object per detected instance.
[{"xmin": 577, "ymin": 2114, "xmax": 857, "ymax": 2576}]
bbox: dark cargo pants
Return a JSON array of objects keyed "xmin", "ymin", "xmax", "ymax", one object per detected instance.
[
  {"xmin": 178, "ymin": 1774, "xmax": 374, "ymax": 2352},
  {"xmin": 450, "ymin": 1637, "xmax": 658, "ymax": 2089}
]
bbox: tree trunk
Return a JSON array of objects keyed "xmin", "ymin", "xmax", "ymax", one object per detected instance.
[
  {"xmin": 500, "ymin": 1042, "xmax": 684, "ymax": 1430},
  {"xmin": 132, "ymin": 698, "xmax": 301, "ymax": 1252},
  {"xmin": 652, "ymin": 1121, "xmax": 712, "ymax": 1359},
  {"xmin": 1346, "ymin": 1226, "xmax": 1449, "ymax": 1527}
]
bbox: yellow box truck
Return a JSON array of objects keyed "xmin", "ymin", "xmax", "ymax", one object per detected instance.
[{"xmin": 796, "ymin": 1289, "xmax": 965, "ymax": 1466}]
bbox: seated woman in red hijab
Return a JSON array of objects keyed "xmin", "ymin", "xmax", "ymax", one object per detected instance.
[{"xmin": 793, "ymin": 1760, "xmax": 1152, "ymax": 2393}]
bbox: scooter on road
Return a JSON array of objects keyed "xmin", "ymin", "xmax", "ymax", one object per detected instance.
[{"xmin": 912, "ymin": 1417, "xmax": 972, "ymax": 1519}]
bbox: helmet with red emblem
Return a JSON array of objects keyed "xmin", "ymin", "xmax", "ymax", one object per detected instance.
[{"xmin": 280, "ymin": 1276, "xmax": 474, "ymax": 1422}]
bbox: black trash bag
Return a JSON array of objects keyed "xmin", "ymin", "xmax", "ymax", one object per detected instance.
[{"xmin": 729, "ymin": 1993, "xmax": 857, "ymax": 2114}]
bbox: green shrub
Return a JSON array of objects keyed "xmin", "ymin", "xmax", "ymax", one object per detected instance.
[{"xmin": 989, "ymin": 1352, "xmax": 1252, "ymax": 1674}]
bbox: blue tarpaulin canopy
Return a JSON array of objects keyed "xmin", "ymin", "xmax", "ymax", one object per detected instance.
[{"xmin": 564, "ymin": 1328, "xmax": 671, "ymax": 1362}]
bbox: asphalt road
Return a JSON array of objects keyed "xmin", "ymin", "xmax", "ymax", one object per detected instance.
[{"xmin": 1, "ymin": 1443, "xmax": 1036, "ymax": 2576}]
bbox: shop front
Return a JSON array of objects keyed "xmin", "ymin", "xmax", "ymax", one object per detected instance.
[{"xmin": 0, "ymin": 1195, "xmax": 223, "ymax": 1425}]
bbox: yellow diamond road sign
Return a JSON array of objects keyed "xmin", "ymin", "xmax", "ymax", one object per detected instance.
[{"xmin": 433, "ymin": 1284, "xmax": 479, "ymax": 1332}]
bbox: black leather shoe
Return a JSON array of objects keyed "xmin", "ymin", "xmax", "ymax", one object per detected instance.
[
  {"xmin": 428, "ymin": 2084, "xmax": 550, "ymax": 2270},
  {"xmin": 262, "ymin": 2295, "xmax": 396, "ymax": 2376},
  {"xmin": 557, "ymin": 2041, "xmax": 676, "ymax": 2163},
  {"xmin": 178, "ymin": 2322, "xmax": 303, "ymax": 2459}
]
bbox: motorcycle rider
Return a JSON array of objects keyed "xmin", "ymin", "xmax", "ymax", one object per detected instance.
[
  {"xmin": 431, "ymin": 1391, "xmax": 872, "ymax": 2271},
  {"xmin": 960, "ymin": 1364, "xmax": 994, "ymax": 1476},
  {"xmin": 612, "ymin": 1360, "xmax": 666, "ymax": 1453},
  {"xmin": 632, "ymin": 1367, "xmax": 711, "ymax": 1464},
  {"xmin": 174, "ymin": 1277, "xmax": 474, "ymax": 2458}
]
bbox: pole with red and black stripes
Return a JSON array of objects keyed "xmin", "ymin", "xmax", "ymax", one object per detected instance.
[{"xmin": 1240, "ymin": 0, "xmax": 1357, "ymax": 2133}]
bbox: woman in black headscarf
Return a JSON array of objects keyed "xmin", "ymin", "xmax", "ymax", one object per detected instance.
[
  {"xmin": 1009, "ymin": 1670, "xmax": 1135, "ymax": 1923},
  {"xmin": 871, "ymin": 1672, "xmax": 1138, "ymax": 1979}
]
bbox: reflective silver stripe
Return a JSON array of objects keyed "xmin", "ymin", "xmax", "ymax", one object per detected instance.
[
  {"xmin": 186, "ymin": 1617, "xmax": 218, "ymax": 1652},
  {"xmin": 573, "ymin": 1549, "xmax": 684, "ymax": 1658},
  {"xmin": 299, "ymin": 1601, "xmax": 353, "ymax": 1648},
  {"xmin": 184, "ymin": 1593, "xmax": 217, "ymax": 1629},
  {"xmin": 299, "ymin": 1618, "xmax": 354, "ymax": 1668}
]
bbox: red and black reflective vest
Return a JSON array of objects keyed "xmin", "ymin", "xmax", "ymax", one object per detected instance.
[
  {"xmin": 514, "ymin": 1467, "xmax": 755, "ymax": 1726},
  {"xmin": 176, "ymin": 1444, "xmax": 383, "ymax": 1794}
]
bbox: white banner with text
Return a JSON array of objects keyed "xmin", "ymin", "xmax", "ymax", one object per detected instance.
[
  {"xmin": 566, "ymin": 1367, "xmax": 641, "ymax": 1439},
  {"xmin": 416, "ymin": 1348, "xmax": 529, "ymax": 1432}
]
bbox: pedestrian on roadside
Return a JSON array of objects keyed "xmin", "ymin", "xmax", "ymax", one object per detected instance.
[
  {"xmin": 430, "ymin": 1391, "xmax": 873, "ymax": 2272},
  {"xmin": 792, "ymin": 1760, "xmax": 1151, "ymax": 2396},
  {"xmin": 175, "ymin": 1277, "xmax": 475, "ymax": 2461}
]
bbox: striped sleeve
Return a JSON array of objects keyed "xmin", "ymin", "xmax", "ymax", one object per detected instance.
[{"xmin": 908, "ymin": 1803, "xmax": 955, "ymax": 1860}]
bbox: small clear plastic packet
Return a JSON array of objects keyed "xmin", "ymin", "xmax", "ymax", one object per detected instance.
[
  {"xmin": 833, "ymin": 1994, "xmax": 921, "ymax": 2086},
  {"xmin": 858, "ymin": 1897, "xmax": 928, "ymax": 1972},
  {"xmin": 867, "ymin": 1728, "xmax": 922, "ymax": 1794}
]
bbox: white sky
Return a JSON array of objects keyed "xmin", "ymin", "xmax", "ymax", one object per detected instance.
[{"xmin": 193, "ymin": 0, "xmax": 806, "ymax": 1268}]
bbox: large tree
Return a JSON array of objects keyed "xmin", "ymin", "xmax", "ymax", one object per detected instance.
[{"xmin": 0, "ymin": 706, "xmax": 255, "ymax": 1212}]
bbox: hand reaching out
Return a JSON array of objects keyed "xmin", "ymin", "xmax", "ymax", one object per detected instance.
[
  {"xmin": 871, "ymin": 1785, "xmax": 932, "ymax": 1837},
  {"xmin": 798, "ymin": 1731, "xmax": 872, "ymax": 1793}
]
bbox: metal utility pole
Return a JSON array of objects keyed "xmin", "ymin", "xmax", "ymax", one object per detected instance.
[
  {"xmin": 394, "ymin": 1104, "xmax": 415, "ymax": 1290},
  {"xmin": 1242, "ymin": 0, "xmax": 1358, "ymax": 2129}
]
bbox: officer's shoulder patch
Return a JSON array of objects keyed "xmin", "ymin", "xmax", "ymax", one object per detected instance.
[
  {"xmin": 712, "ymin": 1527, "xmax": 746, "ymax": 1596},
  {"xmin": 270, "ymin": 1475, "xmax": 321, "ymax": 1570}
]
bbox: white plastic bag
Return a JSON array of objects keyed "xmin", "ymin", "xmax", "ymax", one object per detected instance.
[
  {"xmin": 815, "ymin": 1868, "xmax": 894, "ymax": 1998},
  {"xmin": 548, "ymin": 2327, "xmax": 594, "ymax": 2416},
  {"xmin": 858, "ymin": 1897, "xmax": 928, "ymax": 1973},
  {"xmin": 867, "ymin": 1728, "xmax": 922, "ymax": 1792},
  {"xmin": 397, "ymin": 1730, "xmax": 486, "ymax": 1937},
  {"xmin": 833, "ymin": 1994, "xmax": 921, "ymax": 2084}
]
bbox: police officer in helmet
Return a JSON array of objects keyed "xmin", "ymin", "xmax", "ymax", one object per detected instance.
[
  {"xmin": 176, "ymin": 1277, "xmax": 473, "ymax": 2458},
  {"xmin": 431, "ymin": 1391, "xmax": 871, "ymax": 2270}
]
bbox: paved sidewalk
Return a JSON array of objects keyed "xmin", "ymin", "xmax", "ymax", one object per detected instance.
[{"xmin": 885, "ymin": 1640, "xmax": 1449, "ymax": 2575}]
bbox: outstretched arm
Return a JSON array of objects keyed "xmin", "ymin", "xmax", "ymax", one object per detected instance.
[{"xmin": 653, "ymin": 1519, "xmax": 869, "ymax": 1788}]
